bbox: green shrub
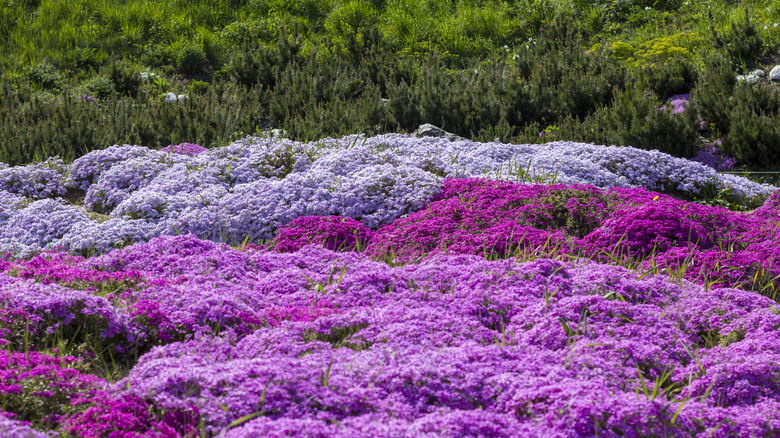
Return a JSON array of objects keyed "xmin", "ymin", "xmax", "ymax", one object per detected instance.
[
  {"xmin": 79, "ymin": 75, "xmax": 115, "ymax": 100},
  {"xmin": 563, "ymin": 84, "xmax": 701, "ymax": 158},
  {"xmin": 0, "ymin": 81, "xmax": 265, "ymax": 166},
  {"xmin": 691, "ymin": 52, "xmax": 735, "ymax": 135},
  {"xmin": 710, "ymin": 8, "xmax": 763, "ymax": 66},
  {"xmin": 176, "ymin": 42, "xmax": 209, "ymax": 74},
  {"xmin": 724, "ymin": 103, "xmax": 780, "ymax": 167},
  {"xmin": 104, "ymin": 59, "xmax": 142, "ymax": 98},
  {"xmin": 324, "ymin": 0, "xmax": 379, "ymax": 60},
  {"xmin": 226, "ymin": 25, "xmax": 302, "ymax": 88},
  {"xmin": 25, "ymin": 59, "xmax": 63, "ymax": 91},
  {"xmin": 644, "ymin": 56, "xmax": 698, "ymax": 100}
]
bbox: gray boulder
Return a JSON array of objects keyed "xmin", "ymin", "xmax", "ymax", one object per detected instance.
[
  {"xmin": 737, "ymin": 70, "xmax": 763, "ymax": 84},
  {"xmin": 770, "ymin": 65, "xmax": 780, "ymax": 81},
  {"xmin": 414, "ymin": 124, "xmax": 464, "ymax": 142}
]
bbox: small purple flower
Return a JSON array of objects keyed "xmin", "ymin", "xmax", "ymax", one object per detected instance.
[
  {"xmin": 693, "ymin": 139, "xmax": 736, "ymax": 171},
  {"xmin": 159, "ymin": 143, "xmax": 206, "ymax": 156}
]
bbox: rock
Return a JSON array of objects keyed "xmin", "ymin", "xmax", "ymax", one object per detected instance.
[
  {"xmin": 257, "ymin": 128, "xmax": 288, "ymax": 138},
  {"xmin": 770, "ymin": 65, "xmax": 780, "ymax": 81},
  {"xmin": 751, "ymin": 69, "xmax": 765, "ymax": 77},
  {"xmin": 746, "ymin": 73, "xmax": 761, "ymax": 84},
  {"xmin": 736, "ymin": 73, "xmax": 761, "ymax": 85},
  {"xmin": 414, "ymin": 124, "xmax": 464, "ymax": 142},
  {"xmin": 164, "ymin": 92, "xmax": 187, "ymax": 103}
]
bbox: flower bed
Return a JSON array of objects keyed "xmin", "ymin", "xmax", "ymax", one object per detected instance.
[{"xmin": 0, "ymin": 134, "xmax": 778, "ymax": 436}]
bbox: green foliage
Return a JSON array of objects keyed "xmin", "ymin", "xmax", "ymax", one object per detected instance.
[
  {"xmin": 644, "ymin": 56, "xmax": 698, "ymax": 100},
  {"xmin": 175, "ymin": 41, "xmax": 209, "ymax": 75},
  {"xmin": 385, "ymin": 23, "xmax": 626, "ymax": 138},
  {"xmin": 24, "ymin": 59, "xmax": 63, "ymax": 91},
  {"xmin": 534, "ymin": 189, "xmax": 610, "ymax": 238},
  {"xmin": 79, "ymin": 74, "xmax": 115, "ymax": 100},
  {"xmin": 104, "ymin": 59, "xmax": 142, "ymax": 98},
  {"xmin": 0, "ymin": 0, "xmax": 777, "ymax": 173},
  {"xmin": 0, "ymin": 81, "xmax": 263, "ymax": 166},
  {"xmin": 324, "ymin": 0, "xmax": 378, "ymax": 60},
  {"xmin": 303, "ymin": 322, "xmax": 371, "ymax": 351},
  {"xmin": 709, "ymin": 8, "xmax": 763, "ymax": 66},
  {"xmin": 562, "ymin": 84, "xmax": 702, "ymax": 159},
  {"xmin": 269, "ymin": 45, "xmax": 395, "ymax": 140},
  {"xmin": 691, "ymin": 53, "xmax": 734, "ymax": 135},
  {"xmin": 725, "ymin": 104, "xmax": 780, "ymax": 168},
  {"xmin": 692, "ymin": 53, "xmax": 780, "ymax": 168},
  {"xmin": 225, "ymin": 25, "xmax": 302, "ymax": 88}
]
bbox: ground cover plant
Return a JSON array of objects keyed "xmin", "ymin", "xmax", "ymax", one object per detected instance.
[
  {"xmin": 4, "ymin": 0, "xmax": 780, "ymax": 436},
  {"xmin": 0, "ymin": 133, "xmax": 780, "ymax": 436},
  {"xmin": 0, "ymin": 134, "xmax": 773, "ymax": 258}
]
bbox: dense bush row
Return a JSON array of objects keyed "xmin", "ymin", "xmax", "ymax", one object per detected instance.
[{"xmin": 1, "ymin": 4, "xmax": 779, "ymax": 169}]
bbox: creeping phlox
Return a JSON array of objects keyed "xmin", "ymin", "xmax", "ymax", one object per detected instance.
[
  {"xmin": 0, "ymin": 235, "xmax": 779, "ymax": 435},
  {"xmin": 0, "ymin": 134, "xmax": 779, "ymax": 435}
]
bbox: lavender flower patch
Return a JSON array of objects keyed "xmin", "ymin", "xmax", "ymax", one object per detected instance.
[
  {"xmin": 0, "ymin": 190, "xmax": 28, "ymax": 228},
  {"xmin": 0, "ymin": 132, "xmax": 774, "ymax": 261},
  {"xmin": 159, "ymin": 142, "xmax": 207, "ymax": 156},
  {"xmin": 316, "ymin": 134, "xmax": 772, "ymax": 204},
  {"xmin": 0, "ymin": 157, "xmax": 67, "ymax": 199},
  {"xmin": 0, "ymin": 199, "xmax": 89, "ymax": 258},
  {"xmin": 69, "ymin": 236, "xmax": 780, "ymax": 436},
  {"xmin": 0, "ymin": 233, "xmax": 779, "ymax": 435},
  {"xmin": 84, "ymin": 151, "xmax": 193, "ymax": 214},
  {"xmin": 693, "ymin": 140, "xmax": 736, "ymax": 171},
  {"xmin": 65, "ymin": 144, "xmax": 153, "ymax": 192},
  {"xmin": 664, "ymin": 93, "xmax": 690, "ymax": 114}
]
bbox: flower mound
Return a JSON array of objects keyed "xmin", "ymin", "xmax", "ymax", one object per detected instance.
[
  {"xmin": 79, "ymin": 235, "xmax": 777, "ymax": 437},
  {"xmin": 273, "ymin": 216, "xmax": 374, "ymax": 253},
  {"xmin": 0, "ymin": 133, "xmax": 772, "ymax": 258}
]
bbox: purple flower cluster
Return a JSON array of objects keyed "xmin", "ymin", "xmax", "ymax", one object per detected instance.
[
  {"xmin": 0, "ymin": 346, "xmax": 196, "ymax": 437},
  {"xmin": 1, "ymin": 130, "xmax": 779, "ymax": 436},
  {"xmin": 0, "ymin": 133, "xmax": 773, "ymax": 258},
  {"xmin": 0, "ymin": 415, "xmax": 49, "ymax": 438},
  {"xmin": 2, "ymin": 251, "xmax": 142, "ymax": 289},
  {"xmin": 54, "ymin": 235, "xmax": 771, "ymax": 437},
  {"xmin": 0, "ymin": 157, "xmax": 67, "ymax": 199},
  {"xmin": 158, "ymin": 142, "xmax": 207, "ymax": 156},
  {"xmin": 0, "ymin": 273, "xmax": 138, "ymax": 352},
  {"xmin": 61, "ymin": 391, "xmax": 198, "ymax": 437},
  {"xmin": 0, "ymin": 230, "xmax": 777, "ymax": 435},
  {"xmin": 283, "ymin": 178, "xmax": 775, "ymax": 292},
  {"xmin": 0, "ymin": 349, "xmax": 103, "ymax": 428},
  {"xmin": 693, "ymin": 139, "xmax": 736, "ymax": 171},
  {"xmin": 664, "ymin": 93, "xmax": 690, "ymax": 114},
  {"xmin": 272, "ymin": 216, "xmax": 373, "ymax": 253}
]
